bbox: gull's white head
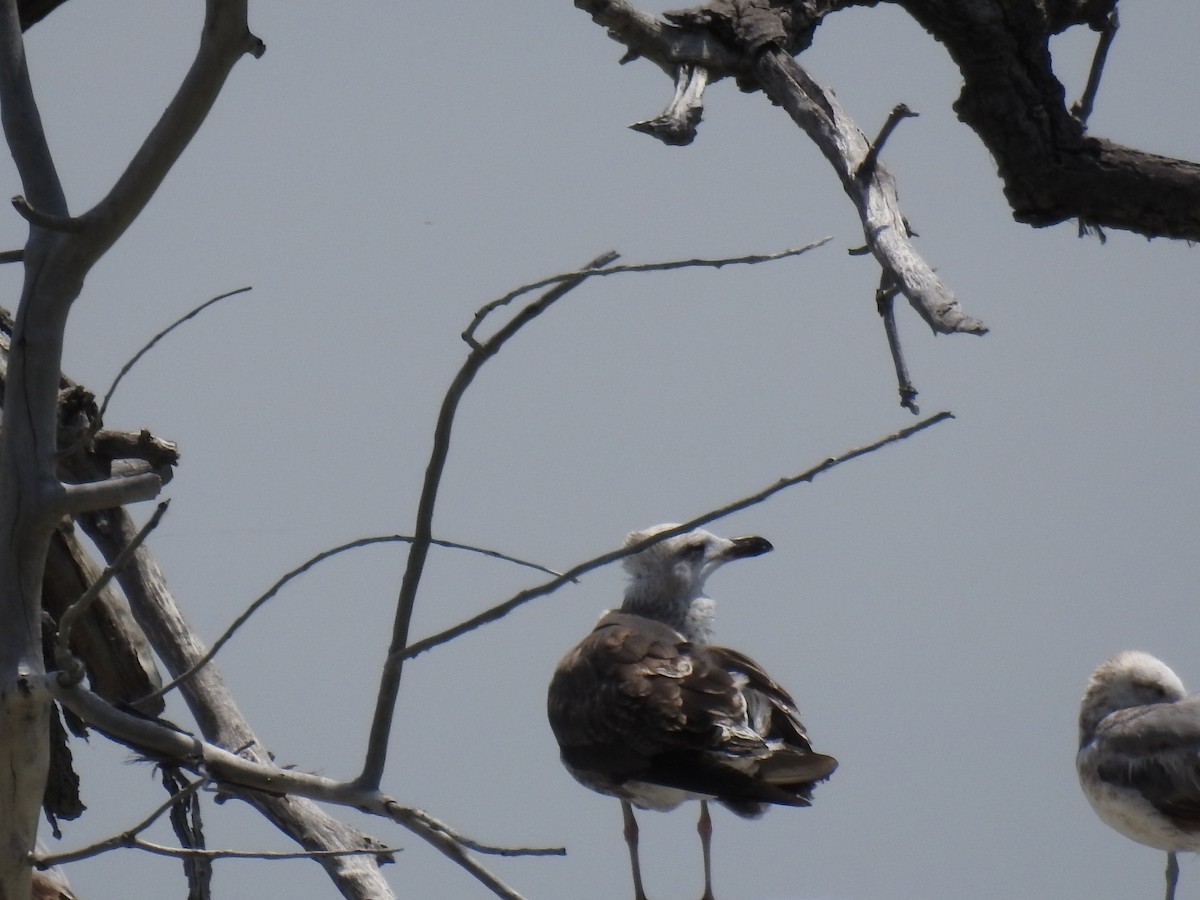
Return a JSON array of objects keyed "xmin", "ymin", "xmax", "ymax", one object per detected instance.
[
  {"xmin": 1079, "ymin": 650, "xmax": 1187, "ymax": 746},
  {"xmin": 619, "ymin": 524, "xmax": 773, "ymax": 642}
]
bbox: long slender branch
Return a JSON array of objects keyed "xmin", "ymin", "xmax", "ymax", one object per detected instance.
[
  {"xmin": 397, "ymin": 411, "xmax": 953, "ymax": 662},
  {"xmin": 359, "ymin": 241, "xmax": 830, "ymax": 789},
  {"xmin": 75, "ymin": 3, "xmax": 264, "ymax": 263},
  {"xmin": 391, "ymin": 816, "xmax": 529, "ymax": 900},
  {"xmin": 0, "ymin": 0, "xmax": 66, "ymax": 215},
  {"xmin": 140, "ymin": 534, "xmax": 568, "ymax": 708},
  {"xmin": 100, "ymin": 286, "xmax": 252, "ymax": 420},
  {"xmin": 463, "ymin": 242, "xmax": 827, "ymax": 346},
  {"xmin": 36, "ymin": 776, "xmax": 209, "ymax": 867},
  {"xmin": 49, "ymin": 681, "xmax": 553, "ymax": 899},
  {"xmin": 79, "ymin": 507, "xmax": 397, "ymax": 899},
  {"xmin": 397, "ymin": 809, "xmax": 563, "ymax": 858},
  {"xmin": 356, "ymin": 251, "xmax": 618, "ymax": 789},
  {"xmin": 46, "ymin": 840, "xmax": 401, "ymax": 866}
]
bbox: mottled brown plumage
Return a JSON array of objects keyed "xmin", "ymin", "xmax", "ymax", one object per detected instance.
[
  {"xmin": 549, "ymin": 611, "xmax": 834, "ymax": 814},
  {"xmin": 547, "ymin": 525, "xmax": 835, "ymax": 899}
]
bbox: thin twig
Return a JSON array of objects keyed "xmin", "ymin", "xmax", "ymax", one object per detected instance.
[
  {"xmin": 137, "ymin": 534, "xmax": 570, "ymax": 708},
  {"xmin": 90, "ymin": 840, "xmax": 402, "ymax": 863},
  {"xmin": 399, "ymin": 809, "xmax": 564, "ymax": 858},
  {"xmin": 1071, "ymin": 10, "xmax": 1119, "ymax": 126},
  {"xmin": 397, "ymin": 411, "xmax": 953, "ymax": 663},
  {"xmin": 76, "ymin": 509, "xmax": 400, "ymax": 898},
  {"xmin": 876, "ymin": 274, "xmax": 919, "ymax": 414},
  {"xmin": 99, "ymin": 287, "xmax": 252, "ymax": 420},
  {"xmin": 54, "ymin": 500, "xmax": 169, "ymax": 681},
  {"xmin": 857, "ymin": 103, "xmax": 918, "ymax": 180},
  {"xmin": 37, "ymin": 775, "xmax": 208, "ymax": 868},
  {"xmin": 10, "ymin": 194, "xmax": 80, "ymax": 231},
  {"xmin": 462, "ymin": 241, "xmax": 829, "ymax": 347},
  {"xmin": 388, "ymin": 812, "xmax": 530, "ymax": 900},
  {"xmin": 0, "ymin": 248, "xmax": 23, "ymax": 264}
]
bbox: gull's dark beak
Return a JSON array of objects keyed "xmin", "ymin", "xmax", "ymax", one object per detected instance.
[{"xmin": 726, "ymin": 535, "xmax": 773, "ymax": 560}]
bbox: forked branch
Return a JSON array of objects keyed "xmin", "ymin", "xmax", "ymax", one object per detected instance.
[{"xmin": 360, "ymin": 241, "xmax": 829, "ymax": 790}]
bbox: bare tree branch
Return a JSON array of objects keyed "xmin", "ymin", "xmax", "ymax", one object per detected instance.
[
  {"xmin": 757, "ymin": 49, "xmax": 987, "ymax": 336},
  {"xmin": 858, "ymin": 103, "xmax": 919, "ymax": 181},
  {"xmin": 72, "ymin": 4, "xmax": 264, "ymax": 264},
  {"xmin": 571, "ymin": 3, "xmax": 987, "ymax": 336},
  {"xmin": 629, "ymin": 63, "xmax": 708, "ymax": 145},
  {"xmin": 44, "ymin": 839, "xmax": 401, "ymax": 867},
  {"xmin": 100, "ymin": 287, "xmax": 252, "ymax": 421},
  {"xmin": 79, "ymin": 507, "xmax": 398, "ymax": 899},
  {"xmin": 357, "ymin": 250, "xmax": 620, "ymax": 790},
  {"xmin": 53, "ymin": 473, "xmax": 163, "ymax": 518},
  {"xmin": 10, "ymin": 194, "xmax": 80, "ymax": 231},
  {"xmin": 876, "ymin": 275, "xmax": 919, "ymax": 414},
  {"xmin": 130, "ymin": 842, "xmax": 400, "ymax": 862},
  {"xmin": 397, "ymin": 411, "xmax": 954, "ymax": 662},
  {"xmin": 36, "ymin": 776, "xmax": 210, "ymax": 868},
  {"xmin": 463, "ymin": 241, "xmax": 827, "ymax": 347},
  {"xmin": 898, "ymin": 0, "xmax": 1200, "ymax": 238},
  {"xmin": 54, "ymin": 501, "xmax": 168, "ymax": 682},
  {"xmin": 396, "ymin": 809, "xmax": 564, "ymax": 858},
  {"xmin": 15, "ymin": 0, "xmax": 71, "ymax": 32},
  {"xmin": 48, "ymin": 681, "xmax": 552, "ymax": 899},
  {"xmin": 0, "ymin": 2, "xmax": 80, "ymax": 894},
  {"xmin": 0, "ymin": 1, "xmax": 66, "ymax": 215},
  {"xmin": 43, "ymin": 521, "xmax": 164, "ymax": 711},
  {"xmin": 1070, "ymin": 9, "xmax": 1119, "ymax": 126},
  {"xmin": 141, "ymin": 534, "xmax": 570, "ymax": 707},
  {"xmin": 360, "ymin": 240, "xmax": 829, "ymax": 790}
]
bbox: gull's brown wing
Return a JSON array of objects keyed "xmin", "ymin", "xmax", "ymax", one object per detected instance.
[{"xmin": 548, "ymin": 612, "xmax": 835, "ymax": 809}]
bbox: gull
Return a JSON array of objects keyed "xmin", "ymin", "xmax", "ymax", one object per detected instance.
[
  {"xmin": 1077, "ymin": 650, "xmax": 1200, "ymax": 900},
  {"xmin": 547, "ymin": 524, "xmax": 837, "ymax": 900},
  {"xmin": 32, "ymin": 840, "xmax": 78, "ymax": 900}
]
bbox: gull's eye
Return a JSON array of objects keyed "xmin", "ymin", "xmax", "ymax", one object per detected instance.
[
  {"xmin": 1135, "ymin": 679, "xmax": 1169, "ymax": 701},
  {"xmin": 681, "ymin": 543, "xmax": 706, "ymax": 561}
]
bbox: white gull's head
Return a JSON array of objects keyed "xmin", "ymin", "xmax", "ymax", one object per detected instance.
[
  {"xmin": 1078, "ymin": 650, "xmax": 1187, "ymax": 746},
  {"xmin": 619, "ymin": 523, "xmax": 773, "ymax": 643}
]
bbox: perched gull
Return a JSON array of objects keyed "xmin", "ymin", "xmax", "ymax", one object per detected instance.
[
  {"xmin": 1077, "ymin": 650, "xmax": 1200, "ymax": 900},
  {"xmin": 547, "ymin": 524, "xmax": 836, "ymax": 900}
]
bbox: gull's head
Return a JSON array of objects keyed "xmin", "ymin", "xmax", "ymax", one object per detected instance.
[
  {"xmin": 1079, "ymin": 650, "xmax": 1187, "ymax": 745},
  {"xmin": 619, "ymin": 524, "xmax": 772, "ymax": 640}
]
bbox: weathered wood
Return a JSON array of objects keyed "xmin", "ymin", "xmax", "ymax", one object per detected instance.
[
  {"xmin": 577, "ymin": 0, "xmax": 1200, "ymax": 240},
  {"xmin": 80, "ymin": 507, "xmax": 397, "ymax": 900}
]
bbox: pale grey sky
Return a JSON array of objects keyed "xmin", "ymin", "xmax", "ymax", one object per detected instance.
[{"xmin": 4, "ymin": 2, "xmax": 1200, "ymax": 898}]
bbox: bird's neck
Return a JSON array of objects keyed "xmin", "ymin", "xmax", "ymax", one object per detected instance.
[{"xmin": 621, "ymin": 580, "xmax": 714, "ymax": 644}]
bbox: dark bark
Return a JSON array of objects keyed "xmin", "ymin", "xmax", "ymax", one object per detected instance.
[
  {"xmin": 896, "ymin": 0, "xmax": 1200, "ymax": 238},
  {"xmin": 578, "ymin": 0, "xmax": 1200, "ymax": 240},
  {"xmin": 16, "ymin": 0, "xmax": 68, "ymax": 30}
]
